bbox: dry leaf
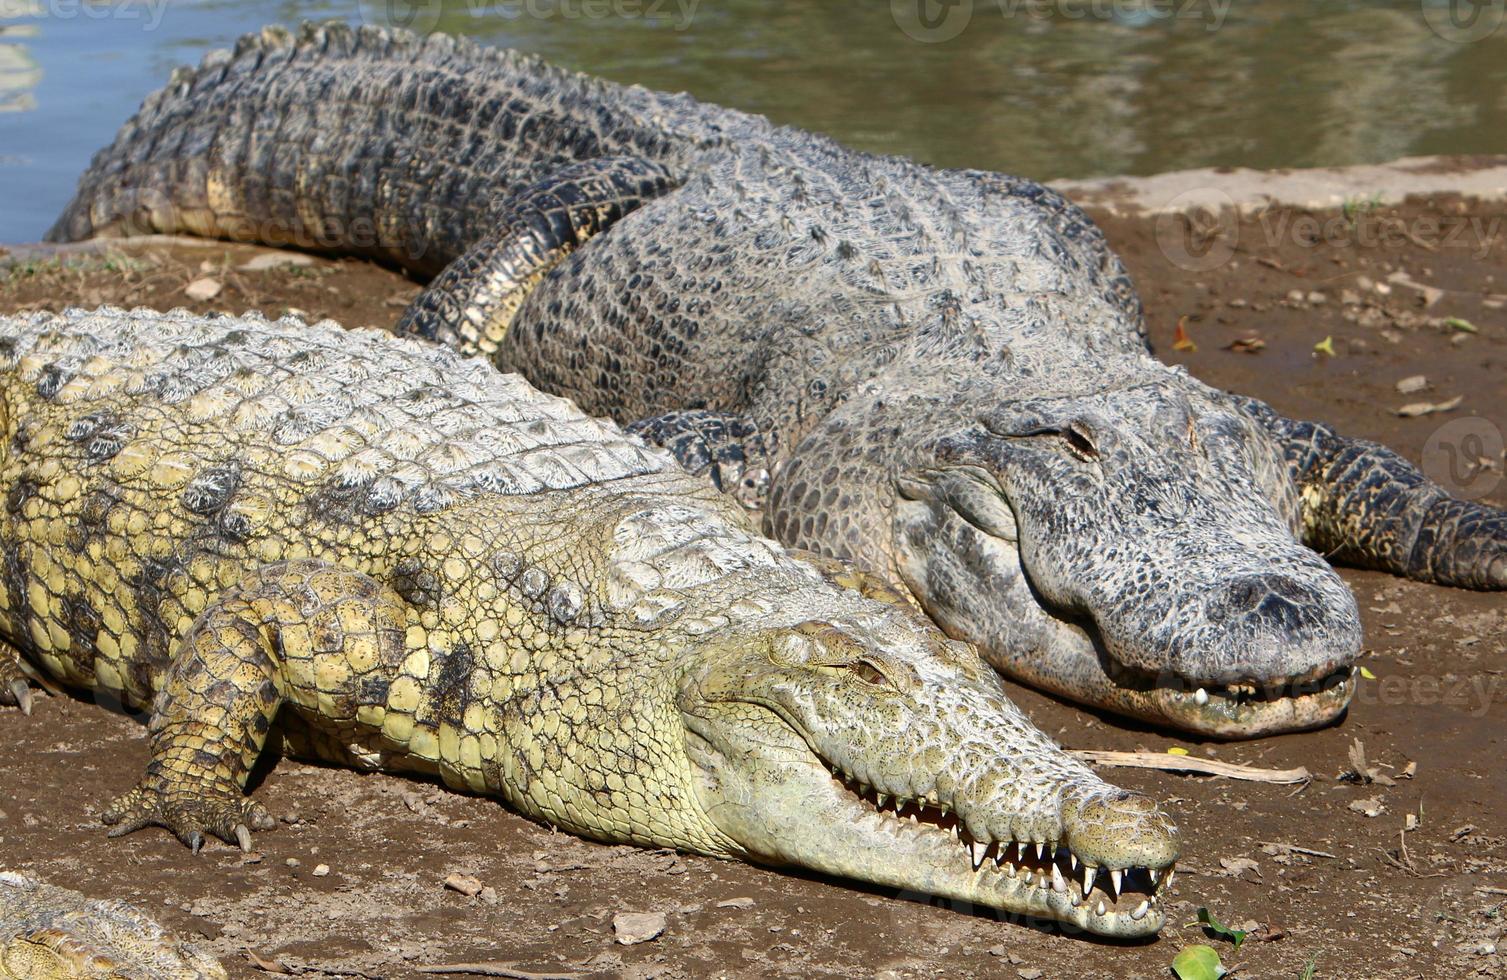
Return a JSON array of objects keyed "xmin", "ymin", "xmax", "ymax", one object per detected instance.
[
  {"xmin": 1348, "ymin": 797, "xmax": 1385, "ymax": 818},
  {"xmin": 1397, "ymin": 395, "xmax": 1463, "ymax": 418},
  {"xmin": 1173, "ymin": 316, "xmax": 1198, "ymax": 352},
  {"xmin": 1223, "ymin": 337, "xmax": 1266, "ymax": 353}
]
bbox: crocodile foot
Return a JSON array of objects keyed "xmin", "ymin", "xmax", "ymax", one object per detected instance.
[
  {"xmin": 102, "ymin": 781, "xmax": 275, "ymax": 853},
  {"xmin": 0, "ymin": 643, "xmax": 33, "ymax": 716}
]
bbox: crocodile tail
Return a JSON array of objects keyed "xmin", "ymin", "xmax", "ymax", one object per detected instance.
[{"xmin": 45, "ymin": 21, "xmax": 732, "ymax": 273}]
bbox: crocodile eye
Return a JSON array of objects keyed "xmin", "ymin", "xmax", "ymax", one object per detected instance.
[
  {"xmin": 848, "ymin": 659, "xmax": 893, "ymax": 688},
  {"xmin": 1064, "ymin": 421, "xmax": 1099, "ymax": 460},
  {"xmin": 1016, "ymin": 423, "xmax": 1099, "ymax": 461}
]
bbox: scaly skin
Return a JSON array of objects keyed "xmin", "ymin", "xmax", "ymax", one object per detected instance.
[
  {"xmin": 0, "ymin": 873, "xmax": 226, "ymax": 980},
  {"xmin": 48, "ymin": 23, "xmax": 1505, "ymax": 735},
  {"xmin": 0, "ymin": 307, "xmax": 1178, "ymax": 938}
]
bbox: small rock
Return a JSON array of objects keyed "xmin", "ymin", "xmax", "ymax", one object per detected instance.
[
  {"xmin": 1286, "ymin": 289, "xmax": 1306, "ymax": 304},
  {"xmin": 987, "ymin": 945, "xmax": 1007, "ymax": 957},
  {"xmin": 1340, "ymin": 289, "xmax": 1362, "ymax": 306},
  {"xmin": 444, "ymin": 872, "xmax": 484, "ymax": 897},
  {"xmin": 1306, "ymin": 290, "xmax": 1327, "ymax": 305},
  {"xmin": 184, "ymin": 277, "xmax": 222, "ymax": 301},
  {"xmin": 1227, "ymin": 297, "xmax": 1248, "ymax": 308},
  {"xmin": 1018, "ymin": 970, "xmax": 1043, "ymax": 980},
  {"xmin": 284, "ymin": 858, "xmax": 300, "ymax": 868},
  {"xmin": 1348, "ymin": 796, "xmax": 1385, "ymax": 818},
  {"xmin": 480, "ymin": 887, "xmax": 499, "ymax": 906},
  {"xmin": 716, "ymin": 897, "xmax": 756, "ymax": 910},
  {"xmin": 312, "ymin": 864, "xmax": 330, "ymax": 877},
  {"xmin": 613, "ymin": 911, "xmax": 667, "ymax": 946},
  {"xmin": 1219, "ymin": 856, "xmax": 1261, "ymax": 878},
  {"xmin": 1395, "ymin": 375, "xmax": 1428, "ymax": 394}
]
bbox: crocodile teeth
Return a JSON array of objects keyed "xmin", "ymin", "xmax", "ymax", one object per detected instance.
[
  {"xmin": 1096, "ymin": 900, "xmax": 1107, "ymax": 916},
  {"xmin": 1017, "ymin": 842, "xmax": 1028, "ymax": 862},
  {"xmin": 1036, "ymin": 842, "xmax": 1046, "ymax": 861},
  {"xmin": 1082, "ymin": 866, "xmax": 1097, "ymax": 896},
  {"xmin": 1049, "ymin": 863, "xmax": 1066, "ymax": 893},
  {"xmin": 876, "ymin": 793, "xmax": 887, "ymax": 809},
  {"xmin": 1109, "ymin": 869, "xmax": 1122, "ymax": 899},
  {"xmin": 1194, "ymin": 687, "xmax": 1209, "ymax": 706},
  {"xmin": 970, "ymin": 841, "xmax": 989, "ymax": 870},
  {"xmin": 1149, "ymin": 869, "xmax": 1161, "ymax": 888},
  {"xmin": 1131, "ymin": 900, "xmax": 1150, "ymax": 921}
]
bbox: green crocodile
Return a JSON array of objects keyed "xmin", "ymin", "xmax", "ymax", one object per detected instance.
[
  {"xmin": 0, "ymin": 306, "xmax": 1178, "ymax": 939},
  {"xmin": 47, "ymin": 24, "xmax": 1504, "ymax": 736}
]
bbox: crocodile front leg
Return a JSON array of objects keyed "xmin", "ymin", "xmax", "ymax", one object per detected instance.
[
  {"xmin": 627, "ymin": 409, "xmax": 778, "ymax": 514},
  {"xmin": 397, "ymin": 155, "xmax": 678, "ymax": 359},
  {"xmin": 1239, "ymin": 397, "xmax": 1506, "ymax": 589},
  {"xmin": 104, "ymin": 560, "xmax": 411, "ymax": 852},
  {"xmin": 0, "ymin": 639, "xmax": 33, "ymax": 715}
]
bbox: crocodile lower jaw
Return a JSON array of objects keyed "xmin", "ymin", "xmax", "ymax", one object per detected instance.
[{"xmin": 1119, "ymin": 664, "xmax": 1357, "ymax": 738}]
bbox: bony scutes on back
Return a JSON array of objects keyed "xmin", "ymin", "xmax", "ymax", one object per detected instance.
[{"xmin": 0, "ymin": 307, "xmax": 1177, "ymax": 939}]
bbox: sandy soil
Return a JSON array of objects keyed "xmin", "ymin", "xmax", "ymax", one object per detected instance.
[{"xmin": 0, "ymin": 195, "xmax": 1504, "ymax": 980}]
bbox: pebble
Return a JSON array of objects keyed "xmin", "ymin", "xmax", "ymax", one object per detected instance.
[
  {"xmin": 444, "ymin": 872, "xmax": 484, "ymax": 897},
  {"xmin": 1306, "ymin": 290, "xmax": 1328, "ymax": 304},
  {"xmin": 184, "ymin": 277, "xmax": 222, "ymax": 301},
  {"xmin": 716, "ymin": 897, "xmax": 756, "ymax": 910},
  {"xmin": 312, "ymin": 864, "xmax": 330, "ymax": 878},
  {"xmin": 613, "ymin": 911, "xmax": 667, "ymax": 946},
  {"xmin": 1396, "ymin": 375, "xmax": 1429, "ymax": 394},
  {"xmin": 284, "ymin": 858, "xmax": 300, "ymax": 868}
]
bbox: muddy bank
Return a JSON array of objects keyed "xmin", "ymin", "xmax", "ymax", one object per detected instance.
[{"xmin": 1, "ymin": 190, "xmax": 1504, "ymax": 979}]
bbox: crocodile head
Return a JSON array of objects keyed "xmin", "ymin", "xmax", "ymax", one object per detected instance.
[
  {"xmin": 771, "ymin": 369, "xmax": 1360, "ymax": 738},
  {"xmin": 679, "ymin": 607, "xmax": 1179, "ymax": 937}
]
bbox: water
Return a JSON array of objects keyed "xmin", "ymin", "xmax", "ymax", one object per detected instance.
[{"xmin": 2, "ymin": 0, "xmax": 1505, "ymax": 243}]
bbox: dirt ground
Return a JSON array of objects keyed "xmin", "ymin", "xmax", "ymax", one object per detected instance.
[{"xmin": 1, "ymin": 193, "xmax": 1504, "ymax": 980}]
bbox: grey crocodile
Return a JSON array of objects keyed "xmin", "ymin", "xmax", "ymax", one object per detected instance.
[
  {"xmin": 0, "ymin": 872, "xmax": 226, "ymax": 979},
  {"xmin": 46, "ymin": 23, "xmax": 1506, "ymax": 736},
  {"xmin": 0, "ymin": 306, "xmax": 1179, "ymax": 937}
]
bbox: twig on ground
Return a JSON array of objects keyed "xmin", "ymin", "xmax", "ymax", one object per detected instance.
[
  {"xmin": 1070, "ymin": 750, "xmax": 1310, "ymax": 784},
  {"xmin": 1258, "ymin": 841, "xmax": 1337, "ymax": 860},
  {"xmin": 417, "ymin": 963, "xmax": 584, "ymax": 980}
]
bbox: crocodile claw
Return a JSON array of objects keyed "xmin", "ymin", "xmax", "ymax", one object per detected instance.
[
  {"xmin": 102, "ymin": 782, "xmax": 275, "ymax": 853},
  {"xmin": 5, "ymin": 678, "xmax": 32, "ymax": 716}
]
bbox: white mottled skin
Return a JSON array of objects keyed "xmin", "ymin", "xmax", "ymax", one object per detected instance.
[{"xmin": 0, "ymin": 872, "xmax": 226, "ymax": 979}]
